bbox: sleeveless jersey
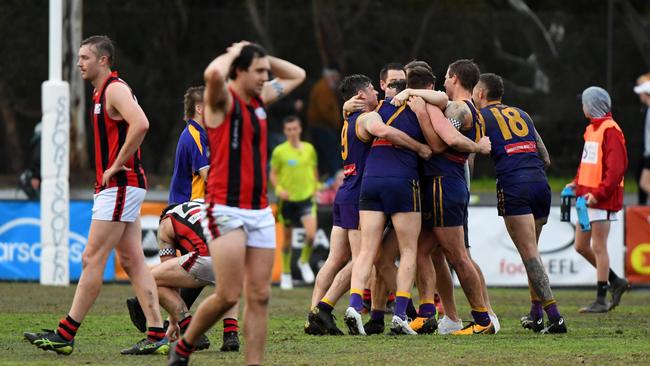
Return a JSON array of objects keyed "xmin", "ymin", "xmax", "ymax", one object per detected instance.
[
  {"xmin": 364, "ymin": 101, "xmax": 424, "ymax": 180},
  {"xmin": 335, "ymin": 109, "xmax": 373, "ymax": 203},
  {"xmin": 205, "ymin": 87, "xmax": 268, "ymax": 209},
  {"xmin": 480, "ymin": 102, "xmax": 546, "ymax": 187},
  {"xmin": 92, "ymin": 71, "xmax": 147, "ymax": 193},
  {"xmin": 423, "ymin": 99, "xmax": 484, "ymax": 179},
  {"xmin": 162, "ymin": 201, "xmax": 209, "ymax": 256}
]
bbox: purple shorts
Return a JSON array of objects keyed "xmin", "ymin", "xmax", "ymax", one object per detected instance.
[{"xmin": 333, "ymin": 201, "xmax": 360, "ymax": 230}]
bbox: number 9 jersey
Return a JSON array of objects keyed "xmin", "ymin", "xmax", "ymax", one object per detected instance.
[{"xmin": 480, "ymin": 102, "xmax": 547, "ymax": 187}]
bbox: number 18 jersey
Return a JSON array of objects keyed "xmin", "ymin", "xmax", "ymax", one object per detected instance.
[{"xmin": 480, "ymin": 102, "xmax": 546, "ymax": 187}]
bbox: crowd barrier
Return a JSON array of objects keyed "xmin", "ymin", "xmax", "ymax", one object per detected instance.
[{"xmin": 0, "ymin": 200, "xmax": 647, "ymax": 286}]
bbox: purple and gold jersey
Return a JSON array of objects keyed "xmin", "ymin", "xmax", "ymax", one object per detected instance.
[
  {"xmin": 423, "ymin": 100, "xmax": 485, "ymax": 179},
  {"xmin": 335, "ymin": 109, "xmax": 373, "ymax": 204},
  {"xmin": 480, "ymin": 102, "xmax": 546, "ymax": 187},
  {"xmin": 364, "ymin": 101, "xmax": 424, "ymax": 180}
]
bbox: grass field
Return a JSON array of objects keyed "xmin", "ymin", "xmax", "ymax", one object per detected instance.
[{"xmin": 2, "ymin": 283, "xmax": 649, "ymax": 365}]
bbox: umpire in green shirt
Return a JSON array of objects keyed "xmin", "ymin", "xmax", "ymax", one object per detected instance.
[{"xmin": 270, "ymin": 115, "xmax": 320, "ymax": 290}]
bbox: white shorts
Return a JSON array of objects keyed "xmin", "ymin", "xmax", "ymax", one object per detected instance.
[
  {"xmin": 178, "ymin": 252, "xmax": 215, "ymax": 286},
  {"xmin": 201, "ymin": 204, "xmax": 276, "ymax": 249},
  {"xmin": 92, "ymin": 186, "xmax": 146, "ymax": 222},
  {"xmin": 587, "ymin": 208, "xmax": 619, "ymax": 223}
]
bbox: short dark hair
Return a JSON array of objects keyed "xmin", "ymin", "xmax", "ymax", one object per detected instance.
[
  {"xmin": 228, "ymin": 43, "xmax": 267, "ymax": 80},
  {"xmin": 80, "ymin": 35, "xmax": 114, "ymax": 66},
  {"xmin": 405, "ymin": 60, "xmax": 433, "ymax": 74},
  {"xmin": 448, "ymin": 59, "xmax": 480, "ymax": 91},
  {"xmin": 282, "ymin": 115, "xmax": 301, "ymax": 126},
  {"xmin": 339, "ymin": 74, "xmax": 372, "ymax": 101},
  {"xmin": 183, "ymin": 86, "xmax": 205, "ymax": 121},
  {"xmin": 479, "ymin": 73, "xmax": 504, "ymax": 102},
  {"xmin": 407, "ymin": 64, "xmax": 436, "ymax": 90},
  {"xmin": 379, "ymin": 63, "xmax": 405, "ymax": 82}
]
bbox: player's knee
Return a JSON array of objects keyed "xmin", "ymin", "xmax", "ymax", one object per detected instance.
[
  {"xmin": 574, "ymin": 242, "xmax": 590, "ymax": 255},
  {"xmin": 246, "ymin": 286, "xmax": 271, "ymax": 307},
  {"xmin": 81, "ymin": 249, "xmax": 103, "ymax": 270},
  {"xmin": 216, "ymin": 289, "xmax": 241, "ymax": 309}
]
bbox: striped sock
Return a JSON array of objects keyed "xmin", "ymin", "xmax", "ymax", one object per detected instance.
[
  {"xmin": 349, "ymin": 289, "xmax": 364, "ymax": 311},
  {"xmin": 362, "ymin": 288, "xmax": 372, "ymax": 302},
  {"xmin": 471, "ymin": 307, "xmax": 491, "ymax": 327},
  {"xmin": 56, "ymin": 315, "xmax": 80, "ymax": 341},
  {"xmin": 223, "ymin": 318, "xmax": 239, "ymax": 334},
  {"xmin": 147, "ymin": 326, "xmax": 166, "ymax": 342},
  {"xmin": 175, "ymin": 337, "xmax": 196, "ymax": 358},
  {"xmin": 179, "ymin": 315, "xmax": 192, "ymax": 333}
]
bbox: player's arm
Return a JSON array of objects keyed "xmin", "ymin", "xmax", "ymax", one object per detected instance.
[
  {"xmin": 269, "ymin": 151, "xmax": 288, "ymax": 200},
  {"xmin": 203, "ymin": 42, "xmax": 252, "ymax": 129},
  {"xmin": 342, "ymin": 95, "xmax": 365, "ymax": 117},
  {"xmin": 157, "ymin": 218, "xmax": 177, "ymax": 264},
  {"xmin": 360, "ymin": 111, "xmax": 432, "ymax": 159},
  {"xmin": 198, "ymin": 167, "xmax": 209, "ymax": 182},
  {"xmin": 392, "ymin": 88, "xmax": 448, "ymax": 109},
  {"xmin": 101, "ymin": 83, "xmax": 149, "ymax": 186},
  {"xmin": 407, "ymin": 96, "xmax": 446, "ymax": 154},
  {"xmin": 261, "ymin": 56, "xmax": 306, "ymax": 106},
  {"xmin": 428, "ymin": 103, "xmax": 491, "ymax": 154},
  {"xmin": 533, "ymin": 127, "xmax": 551, "ymax": 169}
]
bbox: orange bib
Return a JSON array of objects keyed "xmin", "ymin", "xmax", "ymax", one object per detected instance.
[{"xmin": 577, "ymin": 119, "xmax": 624, "ymax": 189}]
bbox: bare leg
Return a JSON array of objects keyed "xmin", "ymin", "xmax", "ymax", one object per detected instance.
[
  {"xmin": 434, "ymin": 226, "xmax": 485, "ymax": 310},
  {"xmin": 242, "ymin": 247, "xmax": 275, "ymax": 365},
  {"xmin": 68, "ymin": 220, "xmax": 127, "ymax": 322},
  {"xmin": 350, "ymin": 211, "xmax": 386, "ymax": 293},
  {"xmin": 183, "ymin": 229, "xmax": 246, "ymax": 344},
  {"xmin": 574, "ymin": 223, "xmax": 596, "ymax": 267},
  {"xmin": 591, "ymin": 221, "xmax": 612, "ymax": 283},
  {"xmin": 321, "ymin": 229, "xmax": 361, "ymax": 304},
  {"xmin": 311, "ymin": 226, "xmax": 350, "ymax": 307},
  {"xmin": 115, "ymin": 218, "xmax": 163, "ymax": 328},
  {"xmin": 431, "ymin": 246, "xmax": 458, "ymax": 321},
  {"xmin": 391, "ymin": 212, "xmax": 420, "ymax": 301}
]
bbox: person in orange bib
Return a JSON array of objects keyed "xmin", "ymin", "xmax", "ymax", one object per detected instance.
[{"xmin": 566, "ymin": 86, "xmax": 630, "ymax": 313}]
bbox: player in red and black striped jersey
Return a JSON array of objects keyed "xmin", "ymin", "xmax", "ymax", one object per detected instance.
[
  {"xmin": 170, "ymin": 41, "xmax": 305, "ymax": 366},
  {"xmin": 24, "ymin": 35, "xmax": 166, "ymax": 356}
]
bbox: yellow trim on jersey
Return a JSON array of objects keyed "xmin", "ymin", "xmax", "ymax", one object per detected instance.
[
  {"xmin": 386, "ymin": 105, "xmax": 407, "ymax": 126},
  {"xmin": 188, "ymin": 124, "xmax": 204, "ymax": 154},
  {"xmin": 355, "ymin": 112, "xmax": 373, "ymax": 143}
]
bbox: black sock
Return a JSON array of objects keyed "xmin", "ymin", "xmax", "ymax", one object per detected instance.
[
  {"xmin": 608, "ymin": 269, "xmax": 620, "ymax": 284},
  {"xmin": 180, "ymin": 287, "xmax": 204, "ymax": 309},
  {"xmin": 596, "ymin": 281, "xmax": 609, "ymax": 303}
]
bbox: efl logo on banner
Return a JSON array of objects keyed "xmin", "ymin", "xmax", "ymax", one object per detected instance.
[
  {"xmin": 465, "ymin": 206, "xmax": 624, "ymax": 287},
  {"xmin": 624, "ymin": 206, "xmax": 650, "ymax": 284}
]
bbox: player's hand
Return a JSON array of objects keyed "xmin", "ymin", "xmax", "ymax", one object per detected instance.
[
  {"xmin": 477, "ymin": 136, "xmax": 491, "ymax": 154},
  {"xmin": 565, "ymin": 181, "xmax": 576, "ymax": 189},
  {"xmin": 391, "ymin": 89, "xmax": 411, "ymax": 106},
  {"xmin": 406, "ymin": 96, "xmax": 426, "ymax": 114},
  {"xmin": 227, "ymin": 41, "xmax": 251, "ymax": 55},
  {"xmin": 165, "ymin": 321, "xmax": 180, "ymax": 342},
  {"xmin": 101, "ymin": 164, "xmax": 131, "ymax": 186},
  {"xmin": 418, "ymin": 144, "xmax": 433, "ymax": 160},
  {"xmin": 343, "ymin": 96, "xmax": 365, "ymax": 113},
  {"xmin": 585, "ymin": 192, "xmax": 598, "ymax": 206},
  {"xmin": 278, "ymin": 191, "xmax": 290, "ymax": 200}
]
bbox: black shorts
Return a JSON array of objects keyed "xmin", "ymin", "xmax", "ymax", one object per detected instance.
[{"xmin": 278, "ymin": 198, "xmax": 315, "ymax": 228}]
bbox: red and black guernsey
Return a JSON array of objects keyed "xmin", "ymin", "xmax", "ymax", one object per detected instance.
[
  {"xmin": 205, "ymin": 87, "xmax": 268, "ymax": 209},
  {"xmin": 163, "ymin": 201, "xmax": 210, "ymax": 257},
  {"xmin": 92, "ymin": 71, "xmax": 147, "ymax": 193}
]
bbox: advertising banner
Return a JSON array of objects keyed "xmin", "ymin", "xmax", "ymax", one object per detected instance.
[
  {"xmin": 466, "ymin": 206, "xmax": 624, "ymax": 286},
  {"xmin": 0, "ymin": 200, "xmax": 114, "ymax": 281},
  {"xmin": 624, "ymin": 206, "xmax": 650, "ymax": 284}
]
